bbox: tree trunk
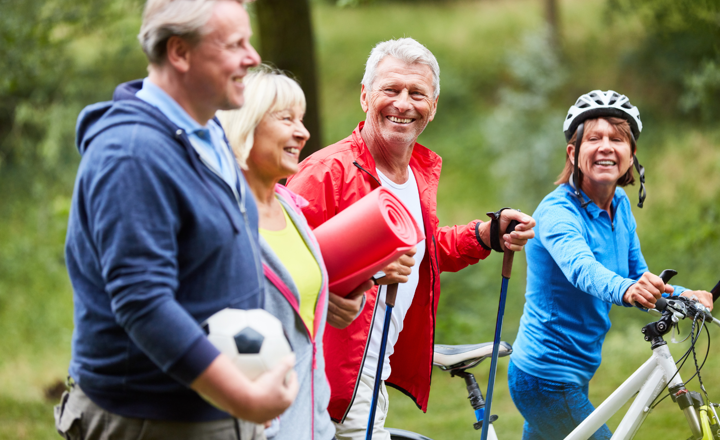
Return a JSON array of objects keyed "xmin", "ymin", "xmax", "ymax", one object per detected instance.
[
  {"xmin": 544, "ymin": 0, "xmax": 560, "ymax": 48},
  {"xmin": 255, "ymin": 0, "xmax": 323, "ymax": 159}
]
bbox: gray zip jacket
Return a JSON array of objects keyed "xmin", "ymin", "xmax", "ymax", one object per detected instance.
[{"xmin": 261, "ymin": 185, "xmax": 334, "ymax": 440}]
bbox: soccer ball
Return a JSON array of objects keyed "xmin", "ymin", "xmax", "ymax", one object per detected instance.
[{"xmin": 202, "ymin": 308, "xmax": 293, "ymax": 381}]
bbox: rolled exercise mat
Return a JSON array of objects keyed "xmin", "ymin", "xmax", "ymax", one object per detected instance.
[{"xmin": 313, "ymin": 187, "xmax": 424, "ymax": 296}]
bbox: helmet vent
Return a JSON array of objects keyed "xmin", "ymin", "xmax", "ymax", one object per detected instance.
[
  {"xmin": 608, "ymin": 92, "xmax": 619, "ymax": 105},
  {"xmin": 621, "ymin": 101, "xmax": 633, "ymax": 109},
  {"xmin": 566, "ymin": 114, "xmax": 572, "ymax": 120},
  {"xmin": 577, "ymin": 101, "xmax": 590, "ymax": 109}
]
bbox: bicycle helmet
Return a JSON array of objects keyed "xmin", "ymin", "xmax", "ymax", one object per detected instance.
[
  {"xmin": 563, "ymin": 90, "xmax": 642, "ymax": 142},
  {"xmin": 563, "ymin": 90, "xmax": 647, "ymax": 208}
]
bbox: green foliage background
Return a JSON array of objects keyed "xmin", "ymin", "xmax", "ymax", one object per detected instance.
[{"xmin": 1, "ymin": 0, "xmax": 719, "ymax": 438}]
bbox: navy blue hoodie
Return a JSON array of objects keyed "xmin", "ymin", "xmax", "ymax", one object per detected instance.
[{"xmin": 65, "ymin": 80, "xmax": 264, "ymax": 421}]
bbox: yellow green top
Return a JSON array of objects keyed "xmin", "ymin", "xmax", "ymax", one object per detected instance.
[{"xmin": 260, "ymin": 205, "xmax": 322, "ymax": 337}]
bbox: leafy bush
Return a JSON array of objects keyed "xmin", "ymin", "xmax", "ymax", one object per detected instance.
[
  {"xmin": 482, "ymin": 25, "xmax": 568, "ymax": 206},
  {"xmin": 608, "ymin": 0, "xmax": 720, "ymax": 120}
]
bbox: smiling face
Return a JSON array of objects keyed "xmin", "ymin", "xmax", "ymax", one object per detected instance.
[
  {"xmin": 247, "ymin": 106, "xmax": 310, "ymax": 182},
  {"xmin": 186, "ymin": 1, "xmax": 260, "ymax": 114},
  {"xmin": 568, "ymin": 118, "xmax": 634, "ymax": 193},
  {"xmin": 360, "ymin": 56, "xmax": 438, "ymax": 150}
]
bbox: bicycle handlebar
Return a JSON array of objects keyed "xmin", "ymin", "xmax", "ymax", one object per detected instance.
[{"xmin": 646, "ymin": 269, "xmax": 720, "ymax": 328}]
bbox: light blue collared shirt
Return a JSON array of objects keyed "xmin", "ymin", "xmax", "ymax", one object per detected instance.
[{"xmin": 136, "ymin": 78, "xmax": 238, "ymax": 190}]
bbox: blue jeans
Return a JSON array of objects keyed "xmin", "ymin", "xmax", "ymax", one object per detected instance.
[{"xmin": 507, "ymin": 361, "xmax": 612, "ymax": 440}]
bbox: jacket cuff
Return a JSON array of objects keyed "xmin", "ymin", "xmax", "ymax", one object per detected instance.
[
  {"xmin": 465, "ymin": 220, "xmax": 491, "ymax": 260},
  {"xmin": 353, "ymin": 293, "xmax": 367, "ymax": 321},
  {"xmin": 475, "ymin": 220, "xmax": 492, "ymax": 251},
  {"xmin": 166, "ymin": 336, "xmax": 221, "ymax": 386},
  {"xmin": 618, "ymin": 279, "xmax": 636, "ymax": 307}
]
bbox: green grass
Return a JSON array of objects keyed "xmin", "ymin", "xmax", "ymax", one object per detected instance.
[
  {"xmin": 0, "ymin": 167, "xmax": 75, "ymax": 439},
  {"xmin": 1, "ymin": 0, "xmax": 719, "ymax": 438}
]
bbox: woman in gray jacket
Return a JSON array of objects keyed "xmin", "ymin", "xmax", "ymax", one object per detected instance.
[{"xmin": 218, "ymin": 67, "xmax": 372, "ymax": 440}]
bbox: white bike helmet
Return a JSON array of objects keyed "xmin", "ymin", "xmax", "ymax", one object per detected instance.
[
  {"xmin": 563, "ymin": 90, "xmax": 643, "ymax": 142},
  {"xmin": 564, "ymin": 90, "xmax": 646, "ymax": 208}
]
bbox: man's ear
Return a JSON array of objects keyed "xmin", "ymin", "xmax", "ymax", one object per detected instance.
[
  {"xmin": 427, "ymin": 94, "xmax": 439, "ymax": 122},
  {"xmin": 566, "ymin": 144, "xmax": 575, "ymax": 165},
  {"xmin": 166, "ymin": 35, "xmax": 192, "ymax": 73},
  {"xmin": 360, "ymin": 84, "xmax": 369, "ymax": 113}
]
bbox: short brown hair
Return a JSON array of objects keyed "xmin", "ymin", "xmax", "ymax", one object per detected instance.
[{"xmin": 555, "ymin": 117, "xmax": 636, "ymax": 187}]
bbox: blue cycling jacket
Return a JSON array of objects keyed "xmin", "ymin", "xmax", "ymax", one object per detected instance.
[{"xmin": 511, "ymin": 184, "xmax": 685, "ymax": 385}]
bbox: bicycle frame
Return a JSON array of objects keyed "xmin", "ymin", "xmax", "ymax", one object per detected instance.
[{"xmin": 565, "ymin": 343, "xmax": 689, "ymax": 440}]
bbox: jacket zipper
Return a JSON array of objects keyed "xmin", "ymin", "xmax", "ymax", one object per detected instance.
[
  {"xmin": 430, "ymin": 235, "xmax": 439, "ymax": 379},
  {"xmin": 197, "ymin": 154, "xmax": 264, "ymax": 290},
  {"xmin": 353, "ymin": 161, "xmax": 381, "ymax": 186},
  {"xmin": 262, "ymin": 205, "xmax": 327, "ymax": 440}
]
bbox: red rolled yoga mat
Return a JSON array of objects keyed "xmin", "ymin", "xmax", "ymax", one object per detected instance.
[{"xmin": 313, "ymin": 187, "xmax": 425, "ymax": 296}]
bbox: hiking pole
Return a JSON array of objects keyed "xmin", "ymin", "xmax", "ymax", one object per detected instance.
[
  {"xmin": 366, "ymin": 283, "xmax": 398, "ymax": 440},
  {"xmin": 480, "ymin": 221, "xmax": 518, "ymax": 440}
]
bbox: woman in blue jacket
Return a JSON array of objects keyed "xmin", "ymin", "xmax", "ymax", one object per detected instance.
[{"xmin": 508, "ymin": 90, "xmax": 714, "ymax": 440}]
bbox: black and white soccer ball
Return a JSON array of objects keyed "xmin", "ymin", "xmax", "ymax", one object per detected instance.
[{"xmin": 202, "ymin": 308, "xmax": 293, "ymax": 381}]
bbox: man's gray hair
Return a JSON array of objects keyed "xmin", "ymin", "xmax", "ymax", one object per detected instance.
[
  {"xmin": 361, "ymin": 38, "xmax": 440, "ymax": 99},
  {"xmin": 138, "ymin": 0, "xmax": 244, "ymax": 65}
]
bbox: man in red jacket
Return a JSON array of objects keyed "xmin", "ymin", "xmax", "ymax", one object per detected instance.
[{"xmin": 286, "ymin": 37, "xmax": 535, "ymax": 440}]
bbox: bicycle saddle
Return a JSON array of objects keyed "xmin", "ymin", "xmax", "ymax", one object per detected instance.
[{"xmin": 433, "ymin": 342, "xmax": 512, "ymax": 371}]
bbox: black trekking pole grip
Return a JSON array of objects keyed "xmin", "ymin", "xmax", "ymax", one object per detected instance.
[{"xmin": 501, "ymin": 220, "xmax": 519, "ymax": 279}]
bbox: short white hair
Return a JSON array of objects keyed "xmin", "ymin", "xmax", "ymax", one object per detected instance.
[
  {"xmin": 138, "ymin": 0, "xmax": 245, "ymax": 65},
  {"xmin": 216, "ymin": 66, "xmax": 307, "ymax": 169},
  {"xmin": 361, "ymin": 38, "xmax": 440, "ymax": 99}
]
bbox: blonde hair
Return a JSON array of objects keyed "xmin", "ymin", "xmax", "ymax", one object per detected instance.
[
  {"xmin": 216, "ymin": 66, "xmax": 307, "ymax": 169},
  {"xmin": 138, "ymin": 0, "xmax": 244, "ymax": 65}
]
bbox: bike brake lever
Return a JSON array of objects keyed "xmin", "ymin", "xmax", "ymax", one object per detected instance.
[
  {"xmin": 637, "ymin": 269, "xmax": 676, "ymax": 313},
  {"xmin": 654, "ymin": 269, "xmax": 678, "ymax": 312}
]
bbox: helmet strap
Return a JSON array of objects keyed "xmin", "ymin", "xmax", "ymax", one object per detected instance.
[
  {"xmin": 573, "ymin": 122, "xmax": 590, "ymax": 208},
  {"xmin": 629, "ymin": 132, "xmax": 646, "ymax": 208},
  {"xmin": 633, "ymin": 154, "xmax": 646, "ymax": 208}
]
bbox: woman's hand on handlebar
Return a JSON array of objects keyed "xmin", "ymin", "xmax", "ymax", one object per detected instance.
[
  {"xmin": 624, "ymin": 272, "xmax": 674, "ymax": 309},
  {"xmin": 680, "ymin": 290, "xmax": 714, "ymax": 311}
]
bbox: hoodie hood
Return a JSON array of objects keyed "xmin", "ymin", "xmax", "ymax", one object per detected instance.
[{"xmin": 75, "ymin": 80, "xmax": 176, "ymax": 156}]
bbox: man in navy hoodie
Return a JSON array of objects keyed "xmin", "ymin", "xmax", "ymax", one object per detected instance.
[{"xmin": 56, "ymin": 1, "xmax": 298, "ymax": 438}]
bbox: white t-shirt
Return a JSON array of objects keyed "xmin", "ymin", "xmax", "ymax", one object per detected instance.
[{"xmin": 362, "ymin": 166, "xmax": 426, "ymax": 380}]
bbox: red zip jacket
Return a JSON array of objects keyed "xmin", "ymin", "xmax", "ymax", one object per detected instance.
[{"xmin": 286, "ymin": 122, "xmax": 490, "ymax": 421}]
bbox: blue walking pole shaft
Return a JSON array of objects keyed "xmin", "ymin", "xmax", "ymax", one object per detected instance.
[
  {"xmin": 481, "ymin": 250, "xmax": 515, "ymax": 440},
  {"xmin": 366, "ymin": 283, "xmax": 398, "ymax": 440}
]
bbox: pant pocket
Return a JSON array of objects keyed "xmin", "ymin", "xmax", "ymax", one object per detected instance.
[{"xmin": 54, "ymin": 390, "xmax": 83, "ymax": 440}]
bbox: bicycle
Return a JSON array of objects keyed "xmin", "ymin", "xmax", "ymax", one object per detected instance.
[{"xmin": 386, "ymin": 270, "xmax": 720, "ymax": 440}]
